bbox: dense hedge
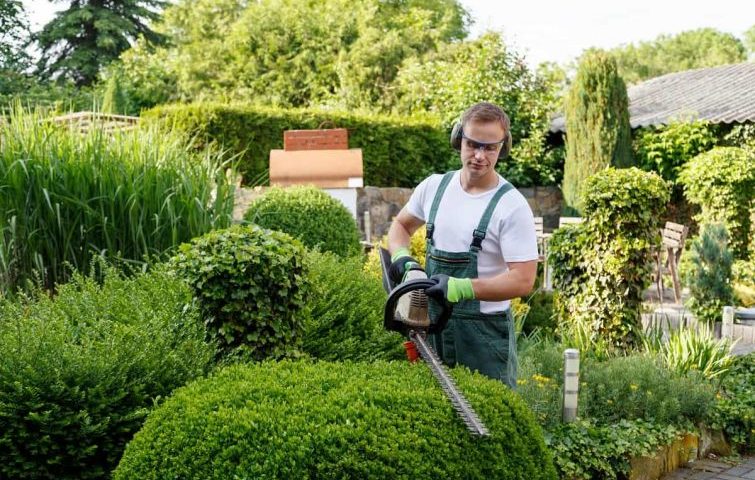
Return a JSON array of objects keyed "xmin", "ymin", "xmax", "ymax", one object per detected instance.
[
  {"xmin": 678, "ymin": 147, "xmax": 755, "ymax": 259},
  {"xmin": 550, "ymin": 167, "xmax": 669, "ymax": 351},
  {"xmin": 301, "ymin": 250, "xmax": 404, "ymax": 361},
  {"xmin": 142, "ymin": 102, "xmax": 456, "ymax": 187},
  {"xmin": 170, "ymin": 224, "xmax": 308, "ymax": 360},
  {"xmin": 0, "ymin": 265, "xmax": 214, "ymax": 480},
  {"xmin": 114, "ymin": 361, "xmax": 558, "ymax": 480},
  {"xmin": 245, "ymin": 186, "xmax": 361, "ymax": 257}
]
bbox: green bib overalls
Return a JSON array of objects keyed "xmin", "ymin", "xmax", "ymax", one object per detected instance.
[{"xmin": 426, "ymin": 171, "xmax": 517, "ymax": 389}]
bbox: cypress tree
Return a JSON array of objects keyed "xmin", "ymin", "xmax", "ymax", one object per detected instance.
[
  {"xmin": 562, "ymin": 50, "xmax": 633, "ymax": 214},
  {"xmin": 102, "ymin": 74, "xmax": 129, "ymax": 115}
]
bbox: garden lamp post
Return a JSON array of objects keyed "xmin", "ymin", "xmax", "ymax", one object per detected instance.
[{"xmin": 563, "ymin": 349, "xmax": 580, "ymax": 423}]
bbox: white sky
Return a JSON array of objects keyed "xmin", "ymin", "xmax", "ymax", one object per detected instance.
[{"xmin": 22, "ymin": 0, "xmax": 755, "ymax": 67}]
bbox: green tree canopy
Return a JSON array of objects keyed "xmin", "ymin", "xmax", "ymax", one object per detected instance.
[
  {"xmin": 607, "ymin": 28, "xmax": 746, "ymax": 85},
  {"xmin": 0, "ymin": 0, "xmax": 28, "ymax": 70},
  {"xmin": 35, "ymin": 0, "xmax": 167, "ymax": 86},
  {"xmin": 116, "ymin": 0, "xmax": 469, "ymax": 110},
  {"xmin": 744, "ymin": 25, "xmax": 755, "ymax": 60},
  {"xmin": 391, "ymin": 32, "xmax": 563, "ymax": 185}
]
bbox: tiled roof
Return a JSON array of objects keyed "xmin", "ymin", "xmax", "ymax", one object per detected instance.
[{"xmin": 550, "ymin": 62, "xmax": 755, "ymax": 133}]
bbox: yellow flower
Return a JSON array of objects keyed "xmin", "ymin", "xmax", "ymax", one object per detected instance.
[
  {"xmin": 630, "ymin": 384, "xmax": 639, "ymax": 391},
  {"xmin": 607, "ymin": 399, "xmax": 613, "ymax": 404},
  {"xmin": 517, "ymin": 379, "xmax": 528, "ymax": 385}
]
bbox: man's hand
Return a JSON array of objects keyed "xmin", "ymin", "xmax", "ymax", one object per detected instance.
[
  {"xmin": 425, "ymin": 274, "xmax": 475, "ymax": 303},
  {"xmin": 388, "ymin": 247, "xmax": 421, "ymax": 284}
]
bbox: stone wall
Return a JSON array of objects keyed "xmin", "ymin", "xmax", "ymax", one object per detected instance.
[
  {"xmin": 357, "ymin": 185, "xmax": 563, "ymax": 242},
  {"xmin": 233, "ymin": 185, "xmax": 563, "ymax": 242}
]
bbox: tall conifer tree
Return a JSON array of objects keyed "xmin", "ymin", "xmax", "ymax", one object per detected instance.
[
  {"xmin": 35, "ymin": 0, "xmax": 166, "ymax": 86},
  {"xmin": 562, "ymin": 50, "xmax": 632, "ymax": 214}
]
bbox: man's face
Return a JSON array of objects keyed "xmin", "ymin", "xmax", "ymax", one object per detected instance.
[{"xmin": 460, "ymin": 120, "xmax": 506, "ymax": 181}]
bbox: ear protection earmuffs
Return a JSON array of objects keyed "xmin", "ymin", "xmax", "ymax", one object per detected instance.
[{"xmin": 450, "ymin": 120, "xmax": 512, "ymax": 159}]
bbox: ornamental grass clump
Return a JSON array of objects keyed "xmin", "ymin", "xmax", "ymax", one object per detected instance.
[
  {"xmin": 114, "ymin": 361, "xmax": 558, "ymax": 480},
  {"xmin": 0, "ymin": 264, "xmax": 214, "ymax": 480},
  {"xmin": 0, "ymin": 107, "xmax": 234, "ymax": 296},
  {"xmin": 170, "ymin": 224, "xmax": 308, "ymax": 360},
  {"xmin": 244, "ymin": 185, "xmax": 361, "ymax": 257}
]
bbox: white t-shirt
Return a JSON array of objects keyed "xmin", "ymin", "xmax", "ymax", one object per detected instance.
[{"xmin": 405, "ymin": 170, "xmax": 539, "ymax": 313}]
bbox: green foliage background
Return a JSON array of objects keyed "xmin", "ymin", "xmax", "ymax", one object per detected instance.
[
  {"xmin": 142, "ymin": 102, "xmax": 456, "ymax": 187},
  {"xmin": 607, "ymin": 28, "xmax": 747, "ymax": 85}
]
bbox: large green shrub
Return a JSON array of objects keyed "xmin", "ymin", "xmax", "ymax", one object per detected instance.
[
  {"xmin": 301, "ymin": 250, "xmax": 404, "ymax": 361},
  {"xmin": 142, "ymin": 102, "xmax": 455, "ymax": 187},
  {"xmin": 562, "ymin": 50, "xmax": 633, "ymax": 214},
  {"xmin": 114, "ymin": 361, "xmax": 557, "ymax": 480},
  {"xmin": 0, "ymin": 108, "xmax": 233, "ymax": 295},
  {"xmin": 633, "ymin": 120, "xmax": 717, "ymax": 182},
  {"xmin": 170, "ymin": 224, "xmax": 308, "ymax": 360},
  {"xmin": 245, "ymin": 186, "xmax": 361, "ymax": 257},
  {"xmin": 684, "ymin": 224, "xmax": 736, "ymax": 324},
  {"xmin": 550, "ymin": 168, "xmax": 669, "ymax": 351},
  {"xmin": 678, "ymin": 147, "xmax": 755, "ymax": 259},
  {"xmin": 0, "ymin": 265, "xmax": 214, "ymax": 480}
]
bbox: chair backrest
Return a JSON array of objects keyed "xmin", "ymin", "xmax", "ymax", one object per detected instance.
[
  {"xmin": 559, "ymin": 216, "xmax": 583, "ymax": 228},
  {"xmin": 662, "ymin": 221, "xmax": 688, "ymax": 250},
  {"xmin": 534, "ymin": 216, "xmax": 544, "ymax": 237}
]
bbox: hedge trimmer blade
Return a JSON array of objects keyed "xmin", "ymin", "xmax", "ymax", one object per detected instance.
[
  {"xmin": 379, "ymin": 247, "xmax": 489, "ymax": 437},
  {"xmin": 410, "ymin": 331, "xmax": 490, "ymax": 437}
]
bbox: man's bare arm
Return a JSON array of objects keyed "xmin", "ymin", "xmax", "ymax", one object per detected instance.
[
  {"xmin": 387, "ymin": 207, "xmax": 425, "ymax": 256},
  {"xmin": 470, "ymin": 260, "xmax": 538, "ymax": 301}
]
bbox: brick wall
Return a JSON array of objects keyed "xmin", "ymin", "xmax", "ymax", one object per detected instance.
[{"xmin": 283, "ymin": 129, "xmax": 349, "ymax": 151}]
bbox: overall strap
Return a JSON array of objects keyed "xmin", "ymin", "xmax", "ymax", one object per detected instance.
[
  {"xmin": 426, "ymin": 171, "xmax": 455, "ymax": 244},
  {"xmin": 470, "ymin": 181, "xmax": 514, "ymax": 252}
]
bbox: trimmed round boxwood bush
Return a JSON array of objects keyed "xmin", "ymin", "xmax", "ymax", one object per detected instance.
[
  {"xmin": 245, "ymin": 186, "xmax": 361, "ymax": 257},
  {"xmin": 0, "ymin": 265, "xmax": 214, "ymax": 480},
  {"xmin": 301, "ymin": 249, "xmax": 404, "ymax": 361},
  {"xmin": 114, "ymin": 361, "xmax": 557, "ymax": 480},
  {"xmin": 171, "ymin": 224, "xmax": 308, "ymax": 360}
]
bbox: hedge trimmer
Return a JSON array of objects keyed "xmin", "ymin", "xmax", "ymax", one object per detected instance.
[{"xmin": 378, "ymin": 247, "xmax": 489, "ymax": 437}]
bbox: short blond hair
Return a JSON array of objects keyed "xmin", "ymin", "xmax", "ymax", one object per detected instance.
[{"xmin": 461, "ymin": 102, "xmax": 511, "ymax": 134}]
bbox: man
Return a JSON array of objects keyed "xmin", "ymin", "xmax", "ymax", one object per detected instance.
[{"xmin": 386, "ymin": 102, "xmax": 538, "ymax": 388}]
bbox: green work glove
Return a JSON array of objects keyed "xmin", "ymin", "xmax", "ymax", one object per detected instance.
[
  {"xmin": 425, "ymin": 274, "xmax": 475, "ymax": 304},
  {"xmin": 389, "ymin": 247, "xmax": 421, "ymax": 283}
]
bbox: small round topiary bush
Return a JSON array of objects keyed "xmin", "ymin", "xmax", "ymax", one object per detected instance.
[
  {"xmin": 170, "ymin": 224, "xmax": 308, "ymax": 360},
  {"xmin": 244, "ymin": 186, "xmax": 361, "ymax": 257},
  {"xmin": 114, "ymin": 361, "xmax": 557, "ymax": 480}
]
